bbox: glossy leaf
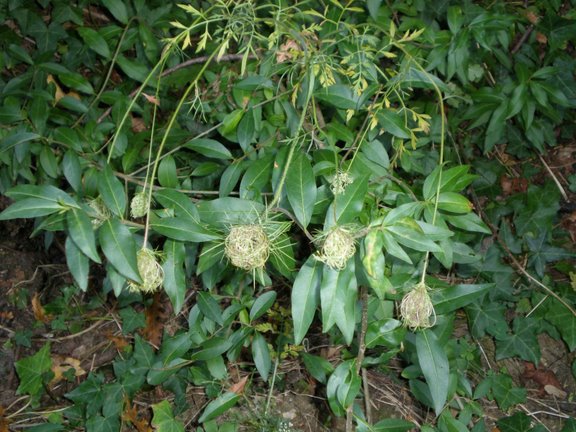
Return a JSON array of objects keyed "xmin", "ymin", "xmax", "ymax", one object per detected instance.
[
  {"xmin": 65, "ymin": 236, "xmax": 90, "ymax": 292},
  {"xmin": 151, "ymin": 400, "xmax": 185, "ymax": 432},
  {"xmin": 252, "ymin": 332, "xmax": 271, "ymax": 381},
  {"xmin": 163, "ymin": 240, "xmax": 187, "ymax": 314},
  {"xmin": 372, "ymin": 418, "xmax": 415, "ymax": 432},
  {"xmin": 197, "ymin": 292, "xmax": 224, "ymax": 325},
  {"xmin": 154, "ymin": 189, "xmax": 199, "ymax": 221},
  {"xmin": 328, "ymin": 174, "xmax": 368, "ymax": 226},
  {"xmin": 250, "ymin": 291, "xmax": 277, "ymax": 321},
  {"xmin": 219, "ymin": 160, "xmax": 246, "ymax": 197},
  {"xmin": 292, "ymin": 256, "xmax": 322, "ymax": 344},
  {"xmin": 66, "ymin": 208, "xmax": 100, "ymax": 263},
  {"xmin": 416, "ymin": 329, "xmax": 449, "ymax": 415},
  {"xmin": 286, "ymin": 152, "xmax": 316, "ymax": 228},
  {"xmin": 197, "ymin": 197, "xmax": 264, "ymax": 227},
  {"xmin": 432, "ymin": 284, "xmax": 493, "ymax": 315},
  {"xmin": 150, "ymin": 214, "xmax": 220, "ymax": 242},
  {"xmin": 198, "ymin": 392, "xmax": 240, "ymax": 423},
  {"xmin": 0, "ymin": 198, "xmax": 64, "ymax": 219},
  {"xmin": 15, "ymin": 343, "xmax": 52, "ymax": 396},
  {"xmin": 99, "ymin": 218, "xmax": 141, "ymax": 282},
  {"xmin": 98, "ymin": 166, "xmax": 126, "ymax": 217},
  {"xmin": 185, "ymin": 138, "xmax": 233, "ymax": 160}
]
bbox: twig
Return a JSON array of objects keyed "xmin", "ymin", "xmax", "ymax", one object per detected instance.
[
  {"xmin": 40, "ymin": 319, "xmax": 111, "ymax": 342},
  {"xmin": 96, "ymin": 53, "xmax": 256, "ymax": 124},
  {"xmin": 346, "ymin": 286, "xmax": 369, "ymax": 431},
  {"xmin": 539, "ymin": 154, "xmax": 569, "ymax": 202},
  {"xmin": 511, "ymin": 24, "xmax": 534, "ymax": 55}
]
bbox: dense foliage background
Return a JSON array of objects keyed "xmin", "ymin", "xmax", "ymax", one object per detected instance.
[{"xmin": 0, "ymin": 0, "xmax": 575, "ymax": 431}]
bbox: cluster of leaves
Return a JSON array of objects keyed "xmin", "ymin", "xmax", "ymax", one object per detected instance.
[{"xmin": 1, "ymin": 0, "xmax": 575, "ymax": 430}]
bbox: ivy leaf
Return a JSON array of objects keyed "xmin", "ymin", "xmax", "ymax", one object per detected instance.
[
  {"xmin": 416, "ymin": 329, "xmax": 449, "ymax": 415},
  {"xmin": 491, "ymin": 374, "xmax": 526, "ymax": 410},
  {"xmin": 151, "ymin": 400, "xmax": 185, "ymax": 432},
  {"xmin": 545, "ymin": 298, "xmax": 576, "ymax": 351},
  {"xmin": 15, "ymin": 343, "xmax": 52, "ymax": 397},
  {"xmin": 292, "ymin": 256, "xmax": 322, "ymax": 344},
  {"xmin": 495, "ymin": 317, "xmax": 541, "ymax": 365},
  {"xmin": 286, "ymin": 152, "xmax": 317, "ymax": 229},
  {"xmin": 119, "ymin": 307, "xmax": 146, "ymax": 334},
  {"xmin": 85, "ymin": 415, "xmax": 121, "ymax": 432},
  {"xmin": 466, "ymin": 297, "xmax": 509, "ymax": 338},
  {"xmin": 496, "ymin": 412, "xmax": 532, "ymax": 432}
]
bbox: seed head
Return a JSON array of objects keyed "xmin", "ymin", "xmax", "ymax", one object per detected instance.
[
  {"xmin": 225, "ymin": 224, "xmax": 270, "ymax": 271},
  {"xmin": 127, "ymin": 248, "xmax": 164, "ymax": 294},
  {"xmin": 331, "ymin": 171, "xmax": 353, "ymax": 195},
  {"xmin": 87, "ymin": 197, "xmax": 111, "ymax": 227},
  {"xmin": 316, "ymin": 226, "xmax": 356, "ymax": 271},
  {"xmin": 400, "ymin": 282, "xmax": 435, "ymax": 330},
  {"xmin": 130, "ymin": 192, "xmax": 148, "ymax": 219}
]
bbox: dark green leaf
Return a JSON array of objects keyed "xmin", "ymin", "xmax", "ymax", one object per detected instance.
[
  {"xmin": 416, "ymin": 329, "xmax": 449, "ymax": 415},
  {"xmin": 62, "ymin": 150, "xmax": 82, "ymax": 192},
  {"xmin": 152, "ymin": 400, "xmax": 185, "ymax": 432},
  {"xmin": 239, "ymin": 154, "xmax": 273, "ymax": 200},
  {"xmin": 432, "ymin": 284, "xmax": 493, "ymax": 315},
  {"xmin": 373, "ymin": 418, "xmax": 416, "ymax": 432},
  {"xmin": 197, "ymin": 197, "xmax": 264, "ymax": 228},
  {"xmin": 292, "ymin": 256, "xmax": 322, "ymax": 344},
  {"xmin": 329, "ymin": 174, "xmax": 368, "ymax": 225},
  {"xmin": 377, "ymin": 110, "xmax": 411, "ymax": 139},
  {"xmin": 0, "ymin": 131, "xmax": 40, "ymax": 152},
  {"xmin": 101, "ymin": 0, "xmax": 128, "ymax": 24},
  {"xmin": 496, "ymin": 412, "xmax": 531, "ymax": 432},
  {"xmin": 77, "ymin": 27, "xmax": 110, "ymax": 58},
  {"xmin": 315, "ymin": 85, "xmax": 361, "ymax": 110},
  {"xmin": 252, "ymin": 332, "xmax": 271, "ymax": 381},
  {"xmin": 198, "ymin": 392, "xmax": 240, "ymax": 423},
  {"xmin": 99, "ymin": 218, "xmax": 141, "ymax": 282},
  {"xmin": 15, "ymin": 343, "xmax": 52, "ymax": 397},
  {"xmin": 495, "ymin": 317, "xmax": 541, "ymax": 365},
  {"xmin": 184, "ymin": 138, "xmax": 233, "ymax": 160},
  {"xmin": 301, "ymin": 352, "xmax": 334, "ymax": 384},
  {"xmin": 0, "ymin": 198, "xmax": 64, "ymax": 219},
  {"xmin": 98, "ymin": 166, "xmax": 126, "ymax": 217},
  {"xmin": 286, "ymin": 152, "xmax": 317, "ymax": 228},
  {"xmin": 197, "ymin": 292, "xmax": 224, "ymax": 325},
  {"xmin": 250, "ymin": 291, "xmax": 277, "ymax": 322},
  {"xmin": 219, "ymin": 161, "xmax": 246, "ymax": 197},
  {"xmin": 158, "ymin": 155, "xmax": 178, "ymax": 188},
  {"xmin": 154, "ymin": 189, "xmax": 199, "ymax": 221},
  {"xmin": 65, "ymin": 237, "xmax": 90, "ymax": 291},
  {"xmin": 150, "ymin": 214, "xmax": 219, "ymax": 242},
  {"xmin": 67, "ymin": 208, "xmax": 101, "ymax": 263},
  {"xmin": 163, "ymin": 240, "xmax": 187, "ymax": 315},
  {"xmin": 119, "ymin": 307, "xmax": 146, "ymax": 334}
]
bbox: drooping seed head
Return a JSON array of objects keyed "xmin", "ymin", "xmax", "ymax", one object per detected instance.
[
  {"xmin": 87, "ymin": 197, "xmax": 111, "ymax": 227},
  {"xmin": 127, "ymin": 248, "xmax": 164, "ymax": 294},
  {"xmin": 400, "ymin": 282, "xmax": 435, "ymax": 330},
  {"xmin": 225, "ymin": 224, "xmax": 270, "ymax": 271},
  {"xmin": 331, "ymin": 171, "xmax": 353, "ymax": 195},
  {"xmin": 317, "ymin": 226, "xmax": 356, "ymax": 271}
]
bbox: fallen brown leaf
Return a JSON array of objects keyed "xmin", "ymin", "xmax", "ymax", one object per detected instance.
[
  {"xmin": 141, "ymin": 292, "xmax": 168, "ymax": 347},
  {"xmin": 32, "ymin": 293, "xmax": 52, "ymax": 324},
  {"xmin": 50, "ymin": 355, "xmax": 86, "ymax": 386},
  {"xmin": 122, "ymin": 398, "xmax": 152, "ymax": 432},
  {"xmin": 523, "ymin": 362, "xmax": 566, "ymax": 398},
  {"xmin": 142, "ymin": 92, "xmax": 160, "ymax": 106},
  {"xmin": 229, "ymin": 375, "xmax": 249, "ymax": 395},
  {"xmin": 0, "ymin": 406, "xmax": 10, "ymax": 432}
]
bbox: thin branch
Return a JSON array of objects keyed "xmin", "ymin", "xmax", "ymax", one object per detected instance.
[
  {"xmin": 539, "ymin": 154, "xmax": 569, "ymax": 202},
  {"xmin": 97, "ymin": 53, "xmax": 256, "ymax": 124},
  {"xmin": 511, "ymin": 24, "xmax": 534, "ymax": 55}
]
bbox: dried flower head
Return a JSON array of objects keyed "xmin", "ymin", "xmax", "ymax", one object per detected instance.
[
  {"xmin": 400, "ymin": 282, "xmax": 435, "ymax": 330},
  {"xmin": 331, "ymin": 170, "xmax": 353, "ymax": 195},
  {"xmin": 316, "ymin": 226, "xmax": 356, "ymax": 271},
  {"xmin": 225, "ymin": 224, "xmax": 270, "ymax": 271},
  {"xmin": 87, "ymin": 197, "xmax": 111, "ymax": 227},
  {"xmin": 127, "ymin": 248, "xmax": 164, "ymax": 294},
  {"xmin": 130, "ymin": 191, "xmax": 148, "ymax": 219}
]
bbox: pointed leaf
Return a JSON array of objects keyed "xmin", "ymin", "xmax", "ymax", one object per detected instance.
[
  {"xmin": 98, "ymin": 166, "xmax": 126, "ymax": 217},
  {"xmin": 416, "ymin": 329, "xmax": 449, "ymax": 415},
  {"xmin": 198, "ymin": 392, "xmax": 240, "ymax": 423},
  {"xmin": 99, "ymin": 218, "xmax": 141, "ymax": 282},
  {"xmin": 250, "ymin": 291, "xmax": 277, "ymax": 321},
  {"xmin": 292, "ymin": 256, "xmax": 322, "ymax": 344},
  {"xmin": 67, "ymin": 208, "xmax": 101, "ymax": 263},
  {"xmin": 150, "ymin": 214, "xmax": 219, "ymax": 242},
  {"xmin": 184, "ymin": 138, "xmax": 232, "ymax": 160},
  {"xmin": 163, "ymin": 240, "xmax": 187, "ymax": 315},
  {"xmin": 154, "ymin": 189, "xmax": 199, "ymax": 221},
  {"xmin": 252, "ymin": 332, "xmax": 271, "ymax": 381},
  {"xmin": 65, "ymin": 237, "xmax": 90, "ymax": 291},
  {"xmin": 286, "ymin": 152, "xmax": 317, "ymax": 228},
  {"xmin": 15, "ymin": 343, "xmax": 52, "ymax": 396}
]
